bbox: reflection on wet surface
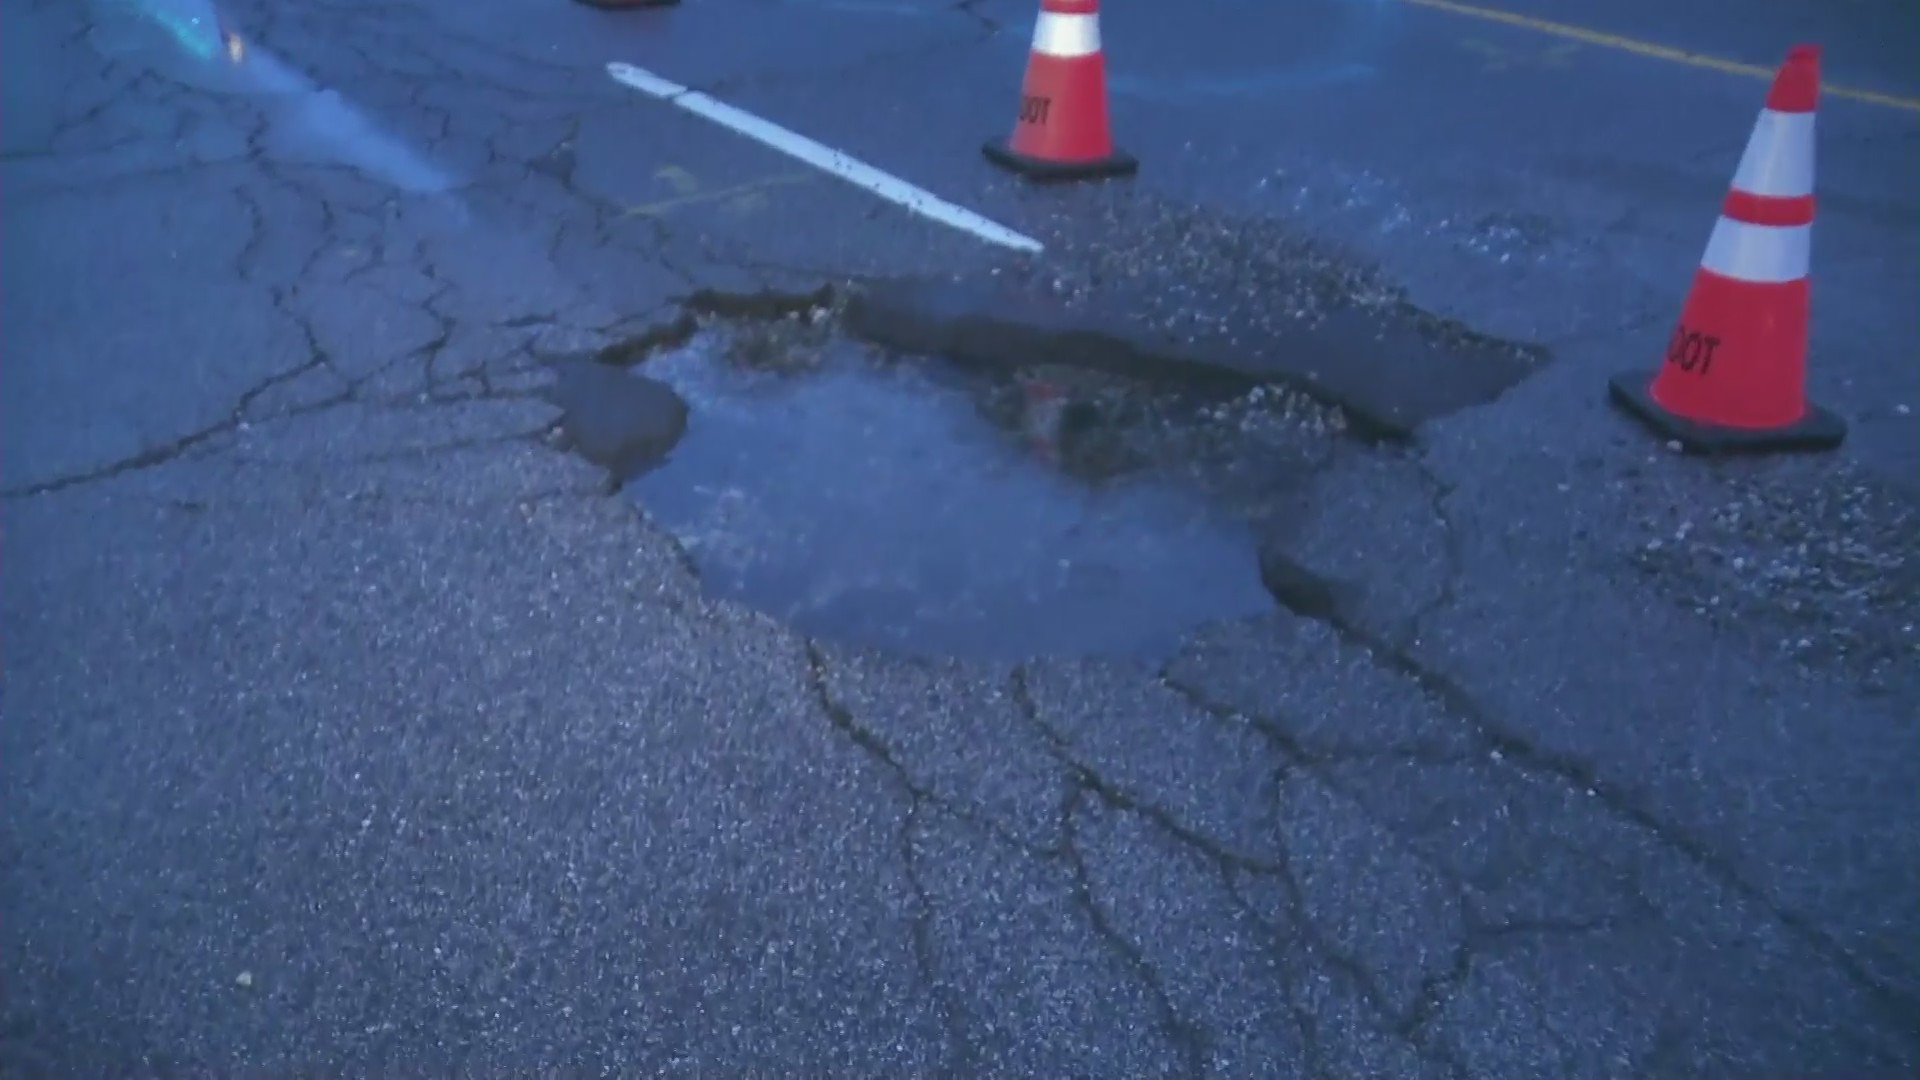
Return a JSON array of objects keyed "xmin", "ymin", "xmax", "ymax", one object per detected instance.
[
  {"xmin": 92, "ymin": 0, "xmax": 231, "ymax": 65},
  {"xmin": 89, "ymin": 0, "xmax": 459, "ymax": 195},
  {"xmin": 627, "ymin": 322, "xmax": 1337, "ymax": 661}
]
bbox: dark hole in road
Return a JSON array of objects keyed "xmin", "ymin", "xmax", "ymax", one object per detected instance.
[{"xmin": 621, "ymin": 312, "xmax": 1348, "ymax": 662}]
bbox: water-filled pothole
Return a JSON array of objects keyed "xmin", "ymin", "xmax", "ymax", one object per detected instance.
[{"xmin": 624, "ymin": 315, "xmax": 1346, "ymax": 661}]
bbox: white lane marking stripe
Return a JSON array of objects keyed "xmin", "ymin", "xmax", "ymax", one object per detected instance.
[{"xmin": 607, "ymin": 62, "xmax": 1044, "ymax": 254}]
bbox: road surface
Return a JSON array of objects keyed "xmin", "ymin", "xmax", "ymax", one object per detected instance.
[{"xmin": 3, "ymin": 0, "xmax": 1917, "ymax": 1075}]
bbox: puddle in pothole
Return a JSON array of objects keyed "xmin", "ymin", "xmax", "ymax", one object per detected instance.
[{"xmin": 625, "ymin": 319, "xmax": 1345, "ymax": 661}]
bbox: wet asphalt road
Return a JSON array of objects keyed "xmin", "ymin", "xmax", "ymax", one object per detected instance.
[{"xmin": 4, "ymin": 0, "xmax": 1919, "ymax": 1075}]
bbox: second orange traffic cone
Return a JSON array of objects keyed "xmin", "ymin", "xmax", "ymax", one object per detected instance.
[
  {"xmin": 984, "ymin": 0, "xmax": 1136, "ymax": 181},
  {"xmin": 1608, "ymin": 44, "xmax": 1845, "ymax": 454}
]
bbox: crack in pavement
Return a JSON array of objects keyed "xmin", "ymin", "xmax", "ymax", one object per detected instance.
[
  {"xmin": 1124, "ymin": 657, "xmax": 1653, "ymax": 1075},
  {"xmin": 1021, "ymin": 664, "xmax": 1397, "ymax": 1053},
  {"xmin": 0, "ymin": 274, "xmax": 559, "ymax": 500},
  {"xmin": 1009, "ymin": 667, "xmax": 1284, "ymax": 878},
  {"xmin": 1057, "ymin": 783, "xmax": 1213, "ymax": 1079},
  {"xmin": 17, "ymin": 8, "xmax": 1913, "ymax": 1072},
  {"xmin": 802, "ymin": 643, "xmax": 1054, "ymax": 863},
  {"xmin": 896, "ymin": 799, "xmax": 979, "ymax": 1080},
  {"xmin": 1400, "ymin": 452, "xmax": 1466, "ymax": 649},
  {"xmin": 1161, "ymin": 531, "xmax": 1920, "ymax": 1035},
  {"xmin": 7, "ymin": 73, "xmax": 702, "ymax": 502},
  {"xmin": 952, "ymin": 0, "xmax": 1002, "ymax": 34},
  {"xmin": 802, "ymin": 599, "xmax": 1674, "ymax": 1068},
  {"xmin": 1162, "ymin": 636, "xmax": 1808, "ymax": 1035},
  {"xmin": 1010, "ymin": 667, "xmax": 1412, "ymax": 1072},
  {"xmin": 802, "ymin": 640, "xmax": 1029, "ymax": 1074},
  {"xmin": 1011, "ymin": 664, "xmax": 1494, "ymax": 1077},
  {"xmin": 807, "ymin": 642, "xmax": 1233, "ymax": 1074},
  {"xmin": 0, "ymin": 349, "xmax": 330, "ymax": 499}
]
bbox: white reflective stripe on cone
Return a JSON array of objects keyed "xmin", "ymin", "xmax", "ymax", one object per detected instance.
[
  {"xmin": 1033, "ymin": 11, "xmax": 1100, "ymax": 57},
  {"xmin": 1730, "ymin": 109, "xmax": 1817, "ymax": 199},
  {"xmin": 1700, "ymin": 216, "xmax": 1811, "ymax": 283}
]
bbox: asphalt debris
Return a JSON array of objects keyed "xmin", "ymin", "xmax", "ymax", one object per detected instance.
[
  {"xmin": 853, "ymin": 192, "xmax": 1548, "ymax": 438},
  {"xmin": 1628, "ymin": 459, "xmax": 1920, "ymax": 687},
  {"xmin": 547, "ymin": 357, "xmax": 690, "ymax": 483},
  {"xmin": 1256, "ymin": 544, "xmax": 1361, "ymax": 625}
]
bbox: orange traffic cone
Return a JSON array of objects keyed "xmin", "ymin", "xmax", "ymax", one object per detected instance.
[
  {"xmin": 983, "ymin": 0, "xmax": 1137, "ymax": 181},
  {"xmin": 1609, "ymin": 44, "xmax": 1845, "ymax": 454}
]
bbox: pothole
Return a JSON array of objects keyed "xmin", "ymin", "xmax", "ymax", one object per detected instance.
[{"xmin": 617, "ymin": 312, "xmax": 1349, "ymax": 662}]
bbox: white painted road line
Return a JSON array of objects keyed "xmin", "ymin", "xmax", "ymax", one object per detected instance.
[{"xmin": 606, "ymin": 62, "xmax": 1045, "ymax": 255}]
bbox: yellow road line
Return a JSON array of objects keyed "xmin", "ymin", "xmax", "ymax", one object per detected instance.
[{"xmin": 1399, "ymin": 0, "xmax": 1920, "ymax": 113}]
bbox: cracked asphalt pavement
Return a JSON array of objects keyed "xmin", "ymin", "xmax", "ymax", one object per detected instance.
[{"xmin": 3, "ymin": 0, "xmax": 1917, "ymax": 1075}]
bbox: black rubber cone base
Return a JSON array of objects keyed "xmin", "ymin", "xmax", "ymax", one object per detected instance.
[
  {"xmin": 572, "ymin": 0, "xmax": 678, "ymax": 9},
  {"xmin": 1607, "ymin": 371, "xmax": 1847, "ymax": 455},
  {"xmin": 982, "ymin": 137, "xmax": 1138, "ymax": 182}
]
